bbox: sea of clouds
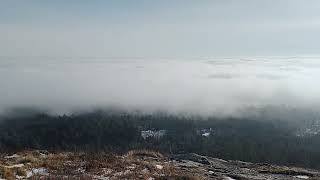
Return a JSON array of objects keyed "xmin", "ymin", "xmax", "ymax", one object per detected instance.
[{"xmin": 1, "ymin": 56, "xmax": 319, "ymax": 117}]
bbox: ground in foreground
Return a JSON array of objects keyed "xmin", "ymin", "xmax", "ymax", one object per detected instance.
[{"xmin": 0, "ymin": 150, "xmax": 319, "ymax": 180}]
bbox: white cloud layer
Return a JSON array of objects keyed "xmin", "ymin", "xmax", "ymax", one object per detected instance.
[{"xmin": 1, "ymin": 57, "xmax": 319, "ymax": 116}]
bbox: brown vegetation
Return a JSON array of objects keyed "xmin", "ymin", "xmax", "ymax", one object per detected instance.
[{"xmin": 0, "ymin": 150, "xmax": 201, "ymax": 179}]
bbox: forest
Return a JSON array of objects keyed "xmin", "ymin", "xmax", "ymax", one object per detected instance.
[{"xmin": 1, "ymin": 110, "xmax": 320, "ymax": 169}]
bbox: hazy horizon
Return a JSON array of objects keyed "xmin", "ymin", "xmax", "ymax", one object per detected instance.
[
  {"xmin": 1, "ymin": 1, "xmax": 320, "ymax": 117},
  {"xmin": 1, "ymin": 56, "xmax": 319, "ymax": 118}
]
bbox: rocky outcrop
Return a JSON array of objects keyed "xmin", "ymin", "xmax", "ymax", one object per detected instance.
[
  {"xmin": 171, "ymin": 153, "xmax": 320, "ymax": 179},
  {"xmin": 0, "ymin": 150, "xmax": 319, "ymax": 179}
]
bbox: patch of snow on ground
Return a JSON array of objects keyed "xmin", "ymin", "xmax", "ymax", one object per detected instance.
[
  {"xmin": 294, "ymin": 175, "xmax": 309, "ymax": 179},
  {"xmin": 93, "ymin": 175, "xmax": 110, "ymax": 180},
  {"xmin": 39, "ymin": 153, "xmax": 47, "ymax": 158},
  {"xmin": 202, "ymin": 132, "xmax": 210, "ymax": 137},
  {"xmin": 6, "ymin": 164, "xmax": 24, "ymax": 168},
  {"xmin": 33, "ymin": 167, "xmax": 49, "ymax": 175},
  {"xmin": 102, "ymin": 168, "xmax": 113, "ymax": 175},
  {"xmin": 225, "ymin": 176, "xmax": 236, "ymax": 180},
  {"xmin": 16, "ymin": 175, "xmax": 24, "ymax": 179},
  {"xmin": 127, "ymin": 165, "xmax": 135, "ymax": 170},
  {"xmin": 155, "ymin": 164, "xmax": 163, "ymax": 170},
  {"xmin": 141, "ymin": 130, "xmax": 166, "ymax": 139},
  {"xmin": 27, "ymin": 167, "xmax": 49, "ymax": 177}
]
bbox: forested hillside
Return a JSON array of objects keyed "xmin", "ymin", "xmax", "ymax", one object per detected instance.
[{"xmin": 1, "ymin": 110, "xmax": 320, "ymax": 169}]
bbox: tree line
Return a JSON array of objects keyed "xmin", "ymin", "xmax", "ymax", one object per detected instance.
[{"xmin": 1, "ymin": 110, "xmax": 320, "ymax": 169}]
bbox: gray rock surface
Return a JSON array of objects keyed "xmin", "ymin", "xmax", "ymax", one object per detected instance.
[{"xmin": 171, "ymin": 153, "xmax": 320, "ymax": 179}]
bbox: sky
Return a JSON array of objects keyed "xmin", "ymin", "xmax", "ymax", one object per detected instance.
[
  {"xmin": 1, "ymin": 1, "xmax": 320, "ymax": 117},
  {"xmin": 1, "ymin": 0, "xmax": 320, "ymax": 57}
]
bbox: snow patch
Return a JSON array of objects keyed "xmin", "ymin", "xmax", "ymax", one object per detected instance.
[
  {"xmin": 141, "ymin": 130, "xmax": 166, "ymax": 139},
  {"xmin": 294, "ymin": 175, "xmax": 309, "ymax": 179},
  {"xmin": 16, "ymin": 175, "xmax": 24, "ymax": 179},
  {"xmin": 155, "ymin": 164, "xmax": 163, "ymax": 170},
  {"xmin": 6, "ymin": 164, "xmax": 24, "ymax": 168},
  {"xmin": 93, "ymin": 175, "xmax": 110, "ymax": 180},
  {"xmin": 202, "ymin": 132, "xmax": 210, "ymax": 137},
  {"xmin": 225, "ymin": 176, "xmax": 236, "ymax": 180},
  {"xmin": 27, "ymin": 167, "xmax": 49, "ymax": 177}
]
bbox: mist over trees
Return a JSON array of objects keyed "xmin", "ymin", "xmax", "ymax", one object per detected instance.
[{"xmin": 1, "ymin": 110, "xmax": 320, "ymax": 169}]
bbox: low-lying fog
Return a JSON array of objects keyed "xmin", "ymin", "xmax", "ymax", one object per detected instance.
[{"xmin": 1, "ymin": 56, "xmax": 320, "ymax": 117}]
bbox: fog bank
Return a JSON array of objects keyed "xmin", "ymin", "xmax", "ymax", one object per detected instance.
[{"xmin": 1, "ymin": 56, "xmax": 320, "ymax": 116}]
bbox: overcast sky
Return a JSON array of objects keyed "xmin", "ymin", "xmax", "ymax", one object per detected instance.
[
  {"xmin": 1, "ymin": 1, "xmax": 320, "ymax": 116},
  {"xmin": 1, "ymin": 0, "xmax": 320, "ymax": 57}
]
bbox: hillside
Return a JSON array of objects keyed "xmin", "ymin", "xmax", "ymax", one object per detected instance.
[
  {"xmin": 1, "ymin": 111, "xmax": 320, "ymax": 170},
  {"xmin": 0, "ymin": 150, "xmax": 319, "ymax": 180}
]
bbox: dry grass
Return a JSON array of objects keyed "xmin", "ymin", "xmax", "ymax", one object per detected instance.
[
  {"xmin": 16, "ymin": 167, "xmax": 27, "ymax": 176},
  {"xmin": 41, "ymin": 152, "xmax": 77, "ymax": 175},
  {"xmin": 126, "ymin": 149, "xmax": 165, "ymax": 159},
  {"xmin": 0, "ymin": 166, "xmax": 15, "ymax": 180},
  {"xmin": 18, "ymin": 154, "xmax": 39, "ymax": 165},
  {"xmin": 0, "ymin": 150, "xmax": 205, "ymax": 179}
]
